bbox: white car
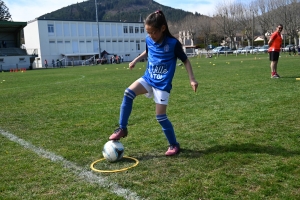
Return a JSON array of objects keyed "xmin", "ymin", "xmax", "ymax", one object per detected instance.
[
  {"xmin": 212, "ymin": 46, "xmax": 231, "ymax": 54},
  {"xmin": 211, "ymin": 46, "xmax": 223, "ymax": 54},
  {"xmin": 241, "ymin": 46, "xmax": 254, "ymax": 53},
  {"xmin": 258, "ymin": 45, "xmax": 269, "ymax": 53},
  {"xmin": 249, "ymin": 47, "xmax": 259, "ymax": 53},
  {"xmin": 233, "ymin": 48, "xmax": 243, "ymax": 54}
]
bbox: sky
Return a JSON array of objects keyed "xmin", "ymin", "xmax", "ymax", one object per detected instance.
[{"xmin": 6, "ymin": 0, "xmax": 223, "ymax": 22}]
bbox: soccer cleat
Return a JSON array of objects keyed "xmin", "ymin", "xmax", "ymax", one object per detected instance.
[
  {"xmin": 165, "ymin": 144, "xmax": 180, "ymax": 156},
  {"xmin": 109, "ymin": 128, "xmax": 128, "ymax": 140},
  {"xmin": 271, "ymin": 74, "xmax": 280, "ymax": 78}
]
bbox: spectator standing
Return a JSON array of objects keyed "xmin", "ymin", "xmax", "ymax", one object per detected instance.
[
  {"xmin": 293, "ymin": 45, "xmax": 296, "ymax": 56},
  {"xmin": 2, "ymin": 40, "xmax": 6, "ymax": 48},
  {"xmin": 44, "ymin": 59, "xmax": 48, "ymax": 68},
  {"xmin": 268, "ymin": 24, "xmax": 283, "ymax": 78},
  {"xmin": 288, "ymin": 45, "xmax": 292, "ymax": 56}
]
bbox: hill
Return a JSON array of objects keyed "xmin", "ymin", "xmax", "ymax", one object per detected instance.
[{"xmin": 38, "ymin": 0, "xmax": 197, "ymax": 23}]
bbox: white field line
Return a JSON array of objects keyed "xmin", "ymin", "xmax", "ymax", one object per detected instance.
[{"xmin": 0, "ymin": 129, "xmax": 143, "ymax": 200}]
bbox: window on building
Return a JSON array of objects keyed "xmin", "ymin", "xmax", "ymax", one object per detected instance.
[
  {"xmin": 135, "ymin": 27, "xmax": 139, "ymax": 33},
  {"xmin": 123, "ymin": 26, "xmax": 128, "ymax": 33},
  {"xmin": 136, "ymin": 40, "xmax": 140, "ymax": 50},
  {"xmin": 129, "ymin": 26, "xmax": 133, "ymax": 33},
  {"xmin": 48, "ymin": 24, "xmax": 54, "ymax": 33},
  {"xmin": 140, "ymin": 27, "xmax": 144, "ymax": 33},
  {"xmin": 49, "ymin": 41, "xmax": 55, "ymax": 43}
]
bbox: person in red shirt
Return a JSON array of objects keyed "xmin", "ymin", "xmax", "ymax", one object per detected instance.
[{"xmin": 268, "ymin": 24, "xmax": 283, "ymax": 78}]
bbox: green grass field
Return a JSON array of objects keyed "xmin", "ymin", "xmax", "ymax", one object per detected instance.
[{"xmin": 1, "ymin": 53, "xmax": 300, "ymax": 200}]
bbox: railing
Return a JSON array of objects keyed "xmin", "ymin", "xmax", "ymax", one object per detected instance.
[
  {"xmin": 82, "ymin": 55, "xmax": 96, "ymax": 66},
  {"xmin": 51, "ymin": 58, "xmax": 66, "ymax": 68}
]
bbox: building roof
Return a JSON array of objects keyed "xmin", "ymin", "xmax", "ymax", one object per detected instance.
[
  {"xmin": 0, "ymin": 21, "xmax": 27, "ymax": 32},
  {"xmin": 27, "ymin": 18, "xmax": 143, "ymax": 25},
  {"xmin": 62, "ymin": 53, "xmax": 98, "ymax": 57}
]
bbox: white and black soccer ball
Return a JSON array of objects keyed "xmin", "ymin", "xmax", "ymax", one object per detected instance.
[{"xmin": 102, "ymin": 140, "xmax": 124, "ymax": 162}]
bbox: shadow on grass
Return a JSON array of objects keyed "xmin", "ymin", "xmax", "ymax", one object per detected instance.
[
  {"xmin": 181, "ymin": 143, "xmax": 300, "ymax": 158},
  {"xmin": 133, "ymin": 143, "xmax": 300, "ymax": 161},
  {"xmin": 280, "ymin": 76, "xmax": 300, "ymax": 78}
]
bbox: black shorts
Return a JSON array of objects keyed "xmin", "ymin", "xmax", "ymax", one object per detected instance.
[{"xmin": 269, "ymin": 51, "xmax": 280, "ymax": 61}]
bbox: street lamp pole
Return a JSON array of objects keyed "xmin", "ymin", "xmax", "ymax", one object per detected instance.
[
  {"xmin": 251, "ymin": 10, "xmax": 254, "ymax": 52},
  {"xmin": 95, "ymin": 0, "xmax": 101, "ymax": 60}
]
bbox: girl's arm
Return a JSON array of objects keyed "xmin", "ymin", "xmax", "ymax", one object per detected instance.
[
  {"xmin": 183, "ymin": 58, "xmax": 198, "ymax": 92},
  {"xmin": 129, "ymin": 50, "xmax": 147, "ymax": 70}
]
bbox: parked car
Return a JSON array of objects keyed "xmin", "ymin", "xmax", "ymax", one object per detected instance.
[
  {"xmin": 258, "ymin": 45, "xmax": 269, "ymax": 53},
  {"xmin": 206, "ymin": 44, "xmax": 215, "ymax": 50},
  {"xmin": 249, "ymin": 47, "xmax": 260, "ymax": 54},
  {"xmin": 233, "ymin": 47, "xmax": 243, "ymax": 54},
  {"xmin": 212, "ymin": 46, "xmax": 231, "ymax": 54},
  {"xmin": 241, "ymin": 46, "xmax": 254, "ymax": 53},
  {"xmin": 219, "ymin": 48, "xmax": 234, "ymax": 54},
  {"xmin": 283, "ymin": 44, "xmax": 294, "ymax": 52},
  {"xmin": 211, "ymin": 46, "xmax": 223, "ymax": 53}
]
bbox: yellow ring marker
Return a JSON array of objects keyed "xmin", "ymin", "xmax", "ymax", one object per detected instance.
[{"xmin": 90, "ymin": 156, "xmax": 139, "ymax": 173}]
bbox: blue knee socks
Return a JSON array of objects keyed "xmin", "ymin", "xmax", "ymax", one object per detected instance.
[
  {"xmin": 119, "ymin": 88, "xmax": 136, "ymax": 129},
  {"xmin": 156, "ymin": 114, "xmax": 178, "ymax": 145}
]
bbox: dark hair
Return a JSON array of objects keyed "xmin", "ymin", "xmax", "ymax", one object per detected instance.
[
  {"xmin": 278, "ymin": 24, "xmax": 283, "ymax": 28},
  {"xmin": 145, "ymin": 10, "xmax": 174, "ymax": 38}
]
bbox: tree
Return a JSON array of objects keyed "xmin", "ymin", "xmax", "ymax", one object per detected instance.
[
  {"xmin": 215, "ymin": 1, "xmax": 240, "ymax": 49},
  {"xmin": 177, "ymin": 14, "xmax": 200, "ymax": 44},
  {"xmin": 198, "ymin": 16, "xmax": 213, "ymax": 47},
  {"xmin": 252, "ymin": 0, "xmax": 274, "ymax": 45},
  {"xmin": 275, "ymin": 0, "xmax": 300, "ymax": 45},
  {"xmin": 0, "ymin": 0, "xmax": 12, "ymax": 21},
  {"xmin": 235, "ymin": 1, "xmax": 256, "ymax": 47}
]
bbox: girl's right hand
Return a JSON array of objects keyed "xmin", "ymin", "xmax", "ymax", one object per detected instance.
[{"xmin": 129, "ymin": 61, "xmax": 136, "ymax": 70}]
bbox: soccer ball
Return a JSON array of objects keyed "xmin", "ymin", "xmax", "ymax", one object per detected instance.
[{"xmin": 102, "ymin": 140, "xmax": 124, "ymax": 162}]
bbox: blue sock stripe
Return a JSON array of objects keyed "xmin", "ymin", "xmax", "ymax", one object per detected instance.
[{"xmin": 124, "ymin": 88, "xmax": 136, "ymax": 100}]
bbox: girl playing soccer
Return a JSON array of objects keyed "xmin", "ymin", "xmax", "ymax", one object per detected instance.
[{"xmin": 109, "ymin": 10, "xmax": 198, "ymax": 156}]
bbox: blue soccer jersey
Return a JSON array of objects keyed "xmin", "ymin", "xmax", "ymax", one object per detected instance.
[{"xmin": 142, "ymin": 35, "xmax": 187, "ymax": 93}]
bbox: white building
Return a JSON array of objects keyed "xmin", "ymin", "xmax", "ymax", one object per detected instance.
[
  {"xmin": 178, "ymin": 30, "xmax": 196, "ymax": 56},
  {"xmin": 24, "ymin": 19, "xmax": 146, "ymax": 68}
]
